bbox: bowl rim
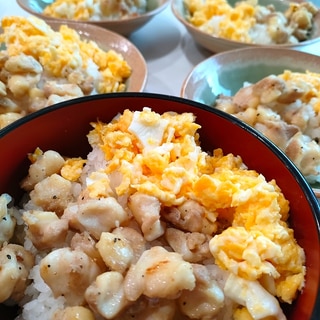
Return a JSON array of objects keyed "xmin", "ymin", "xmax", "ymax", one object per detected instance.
[
  {"xmin": 16, "ymin": 0, "xmax": 170, "ymax": 23},
  {"xmin": 0, "ymin": 92, "xmax": 319, "ymax": 319},
  {"xmin": 2, "ymin": 92, "xmax": 319, "ymax": 216},
  {"xmin": 171, "ymin": 0, "xmax": 320, "ymax": 48},
  {"xmin": 181, "ymin": 46, "xmax": 320, "ymax": 94}
]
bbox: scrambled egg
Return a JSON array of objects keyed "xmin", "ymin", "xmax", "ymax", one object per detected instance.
[
  {"xmin": 186, "ymin": 0, "xmax": 256, "ymax": 42},
  {"xmin": 0, "ymin": 16, "xmax": 131, "ymax": 93},
  {"xmin": 279, "ymin": 70, "xmax": 320, "ymax": 111},
  {"xmin": 61, "ymin": 158, "xmax": 87, "ymax": 182},
  {"xmin": 62, "ymin": 107, "xmax": 306, "ymax": 316},
  {"xmin": 184, "ymin": 0, "xmax": 318, "ymax": 44},
  {"xmin": 43, "ymin": 0, "xmax": 147, "ymax": 20}
]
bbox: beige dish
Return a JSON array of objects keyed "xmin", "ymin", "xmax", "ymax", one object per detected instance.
[
  {"xmin": 33, "ymin": 20, "xmax": 148, "ymax": 92},
  {"xmin": 0, "ymin": 19, "xmax": 147, "ymax": 129},
  {"xmin": 171, "ymin": 0, "xmax": 320, "ymax": 53},
  {"xmin": 17, "ymin": 0, "xmax": 169, "ymax": 36},
  {"xmin": 181, "ymin": 47, "xmax": 320, "ymax": 197}
]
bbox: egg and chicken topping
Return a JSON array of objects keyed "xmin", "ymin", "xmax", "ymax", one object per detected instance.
[
  {"xmin": 43, "ymin": 0, "xmax": 147, "ymax": 20},
  {"xmin": 215, "ymin": 70, "xmax": 320, "ymax": 185},
  {"xmin": 0, "ymin": 16, "xmax": 131, "ymax": 129},
  {"xmin": 1, "ymin": 108, "xmax": 305, "ymax": 320},
  {"xmin": 184, "ymin": 0, "xmax": 318, "ymax": 44}
]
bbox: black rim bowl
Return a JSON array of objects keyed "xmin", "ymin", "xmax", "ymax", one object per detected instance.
[{"xmin": 0, "ymin": 92, "xmax": 319, "ymax": 319}]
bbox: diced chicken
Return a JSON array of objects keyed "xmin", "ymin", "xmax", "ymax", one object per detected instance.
[
  {"xmin": 162, "ymin": 199, "xmax": 214, "ymax": 234},
  {"xmin": 28, "ymin": 173, "xmax": 74, "ymax": 216},
  {"xmin": 232, "ymin": 75, "xmax": 286, "ymax": 110},
  {"xmin": 0, "ymin": 193, "xmax": 16, "ymax": 246},
  {"xmin": 40, "ymin": 247, "xmax": 101, "ymax": 305},
  {"xmin": 128, "ymin": 192, "xmax": 165, "ymax": 241},
  {"xmin": 43, "ymin": 81, "xmax": 84, "ymax": 98},
  {"xmin": 114, "ymin": 297, "xmax": 177, "ymax": 320},
  {"xmin": 22, "ymin": 210, "xmax": 69, "ymax": 250},
  {"xmin": 96, "ymin": 227, "xmax": 146, "ymax": 274},
  {"xmin": 277, "ymin": 100, "xmax": 314, "ymax": 132},
  {"xmin": 289, "ymin": 3, "xmax": 316, "ymax": 40},
  {"xmin": 286, "ymin": 132, "xmax": 320, "ymax": 180},
  {"xmin": 214, "ymin": 95, "xmax": 236, "ymax": 114},
  {"xmin": 28, "ymin": 87, "xmax": 47, "ymax": 112},
  {"xmin": 62, "ymin": 197, "xmax": 130, "ymax": 240},
  {"xmin": 70, "ymin": 231, "xmax": 106, "ymax": 271},
  {"xmin": 0, "ymin": 80, "xmax": 6, "ymax": 96},
  {"xmin": 254, "ymin": 119, "xmax": 299, "ymax": 151},
  {"xmin": 123, "ymin": 246, "xmax": 196, "ymax": 301},
  {"xmin": 52, "ymin": 306, "xmax": 95, "ymax": 320},
  {"xmin": 85, "ymin": 271, "xmax": 130, "ymax": 319},
  {"xmin": 0, "ymin": 243, "xmax": 34, "ymax": 303},
  {"xmin": 0, "ymin": 96, "xmax": 20, "ymax": 113},
  {"xmin": 4, "ymin": 53, "xmax": 43, "ymax": 74},
  {"xmin": 0, "ymin": 112, "xmax": 23, "ymax": 128},
  {"xmin": 136, "ymin": 299, "xmax": 176, "ymax": 320},
  {"xmin": 96, "ymin": 232, "xmax": 135, "ymax": 273},
  {"xmin": 224, "ymin": 273, "xmax": 286, "ymax": 320},
  {"xmin": 267, "ymin": 12, "xmax": 292, "ymax": 44},
  {"xmin": 112, "ymin": 227, "xmax": 146, "ymax": 264},
  {"xmin": 20, "ymin": 150, "xmax": 65, "ymax": 191},
  {"xmin": 45, "ymin": 94, "xmax": 77, "ymax": 107},
  {"xmin": 275, "ymin": 82, "xmax": 305, "ymax": 105},
  {"xmin": 178, "ymin": 264, "xmax": 224, "ymax": 319},
  {"xmin": 7, "ymin": 73, "xmax": 41, "ymax": 98},
  {"xmin": 165, "ymin": 228, "xmax": 212, "ymax": 263},
  {"xmin": 67, "ymin": 69, "xmax": 95, "ymax": 95}
]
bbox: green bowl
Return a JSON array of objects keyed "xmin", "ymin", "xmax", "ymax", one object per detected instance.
[{"xmin": 181, "ymin": 47, "xmax": 320, "ymax": 195}]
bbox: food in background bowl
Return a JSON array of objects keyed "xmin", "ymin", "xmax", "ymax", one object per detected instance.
[
  {"xmin": 184, "ymin": 0, "xmax": 318, "ymax": 44},
  {"xmin": 181, "ymin": 47, "xmax": 320, "ymax": 196},
  {"xmin": 171, "ymin": 0, "xmax": 320, "ymax": 52},
  {"xmin": 214, "ymin": 69, "xmax": 320, "ymax": 188},
  {"xmin": 0, "ymin": 93, "xmax": 319, "ymax": 320},
  {"xmin": 17, "ymin": 0, "xmax": 170, "ymax": 36},
  {"xmin": 43, "ymin": 0, "xmax": 148, "ymax": 20},
  {"xmin": 0, "ymin": 16, "xmax": 147, "ymax": 129}
]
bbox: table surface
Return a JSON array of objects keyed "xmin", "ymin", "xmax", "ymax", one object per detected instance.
[{"xmin": 1, "ymin": 1, "xmax": 320, "ymax": 98}]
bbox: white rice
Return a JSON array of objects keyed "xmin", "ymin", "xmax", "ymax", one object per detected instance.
[{"xmin": 16, "ymin": 264, "xmax": 66, "ymax": 320}]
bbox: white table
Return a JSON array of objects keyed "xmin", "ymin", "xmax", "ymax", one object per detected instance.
[{"xmin": 1, "ymin": 2, "xmax": 319, "ymax": 97}]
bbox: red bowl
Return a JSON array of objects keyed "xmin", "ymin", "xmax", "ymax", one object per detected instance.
[{"xmin": 0, "ymin": 93, "xmax": 319, "ymax": 319}]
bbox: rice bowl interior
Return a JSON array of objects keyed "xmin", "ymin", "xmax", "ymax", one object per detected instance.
[{"xmin": 0, "ymin": 93, "xmax": 319, "ymax": 320}]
